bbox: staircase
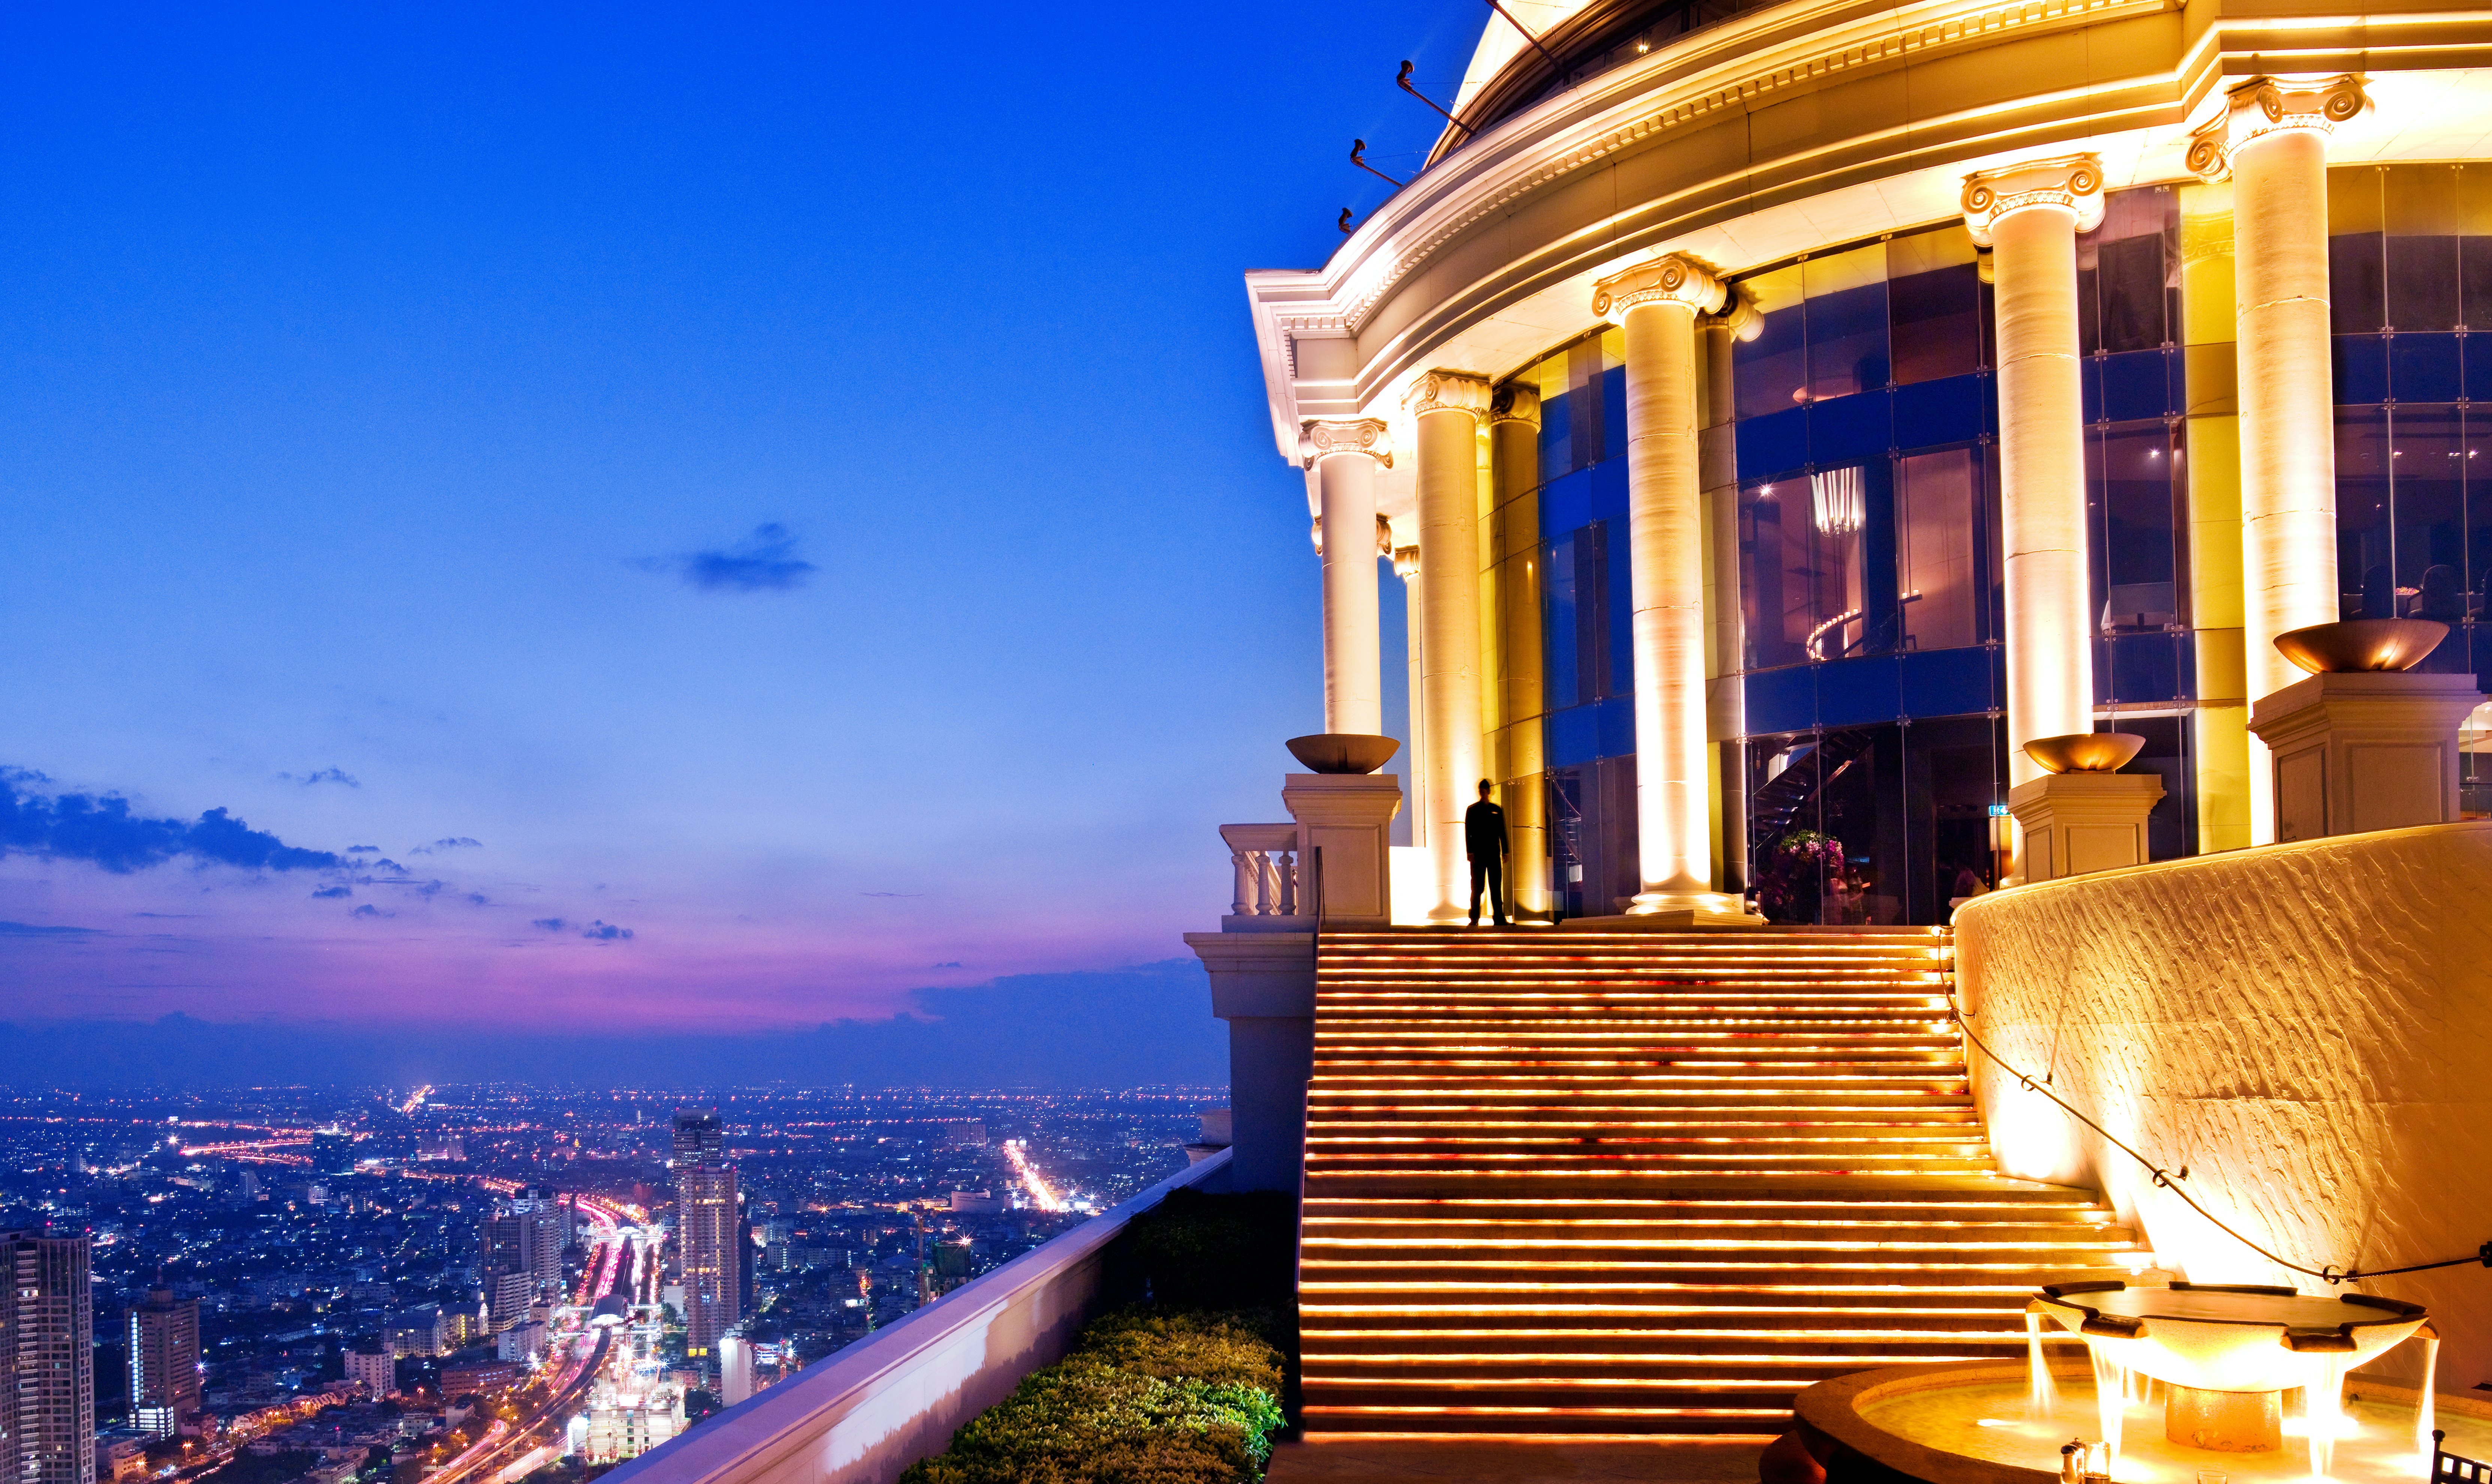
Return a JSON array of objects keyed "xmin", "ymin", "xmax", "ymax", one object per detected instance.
[{"xmin": 1298, "ymin": 928, "xmax": 2139, "ymax": 1439}]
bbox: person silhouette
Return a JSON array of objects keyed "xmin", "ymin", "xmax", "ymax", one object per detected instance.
[{"xmin": 1466, "ymin": 779, "xmax": 1509, "ymax": 928}]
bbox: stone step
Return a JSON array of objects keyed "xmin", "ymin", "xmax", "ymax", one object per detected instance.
[
  {"xmin": 1302, "ymin": 1217, "xmax": 2132, "ymax": 1243},
  {"xmin": 1301, "ymin": 1327, "xmax": 2065, "ymax": 1355},
  {"xmin": 1300, "ymin": 1404, "xmax": 1787, "ymax": 1436}
]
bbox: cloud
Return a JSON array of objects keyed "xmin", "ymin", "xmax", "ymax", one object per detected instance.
[
  {"xmin": 635, "ymin": 523, "xmax": 816, "ymax": 593},
  {"xmin": 1, "ymin": 770, "xmax": 342, "ymax": 874},
  {"xmin": 933, "ymin": 961, "xmax": 963, "ymax": 968},
  {"xmin": 347, "ymin": 846, "xmax": 380, "ymax": 853},
  {"xmin": 311, "ymin": 886, "xmax": 353, "ymax": 900},
  {"xmin": 349, "ymin": 904, "xmax": 391, "ymax": 919},
  {"xmin": 409, "ymin": 837, "xmax": 481, "ymax": 854},
  {"xmin": 860, "ymin": 891, "xmax": 921, "ymax": 898},
  {"xmin": 580, "ymin": 920, "xmax": 633, "ymax": 942},
  {"xmin": 531, "ymin": 918, "xmax": 566, "ymax": 931},
  {"xmin": 466, "ymin": 893, "xmax": 489, "ymax": 906},
  {"xmin": 278, "ymin": 768, "xmax": 360, "ymax": 788},
  {"xmin": 0, "ymin": 921, "xmax": 104, "ymax": 937}
]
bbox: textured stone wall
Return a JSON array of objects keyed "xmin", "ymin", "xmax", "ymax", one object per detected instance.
[{"xmin": 1954, "ymin": 820, "xmax": 2492, "ymax": 1392}]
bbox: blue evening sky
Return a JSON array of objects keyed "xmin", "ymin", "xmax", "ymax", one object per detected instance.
[{"xmin": 0, "ymin": 2, "xmax": 1486, "ymax": 1043}]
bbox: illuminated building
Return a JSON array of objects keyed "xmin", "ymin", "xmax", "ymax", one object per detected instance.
[
  {"xmin": 308, "ymin": 1129, "xmax": 354, "ymax": 1176},
  {"xmin": 126, "ymin": 1287, "xmax": 199, "ymax": 1438},
  {"xmin": 1190, "ymin": 0, "xmax": 2492, "ymax": 1450},
  {"xmin": 1246, "ymin": 48, "xmax": 2491, "ymax": 922},
  {"xmin": 581, "ymin": 1370, "xmax": 683, "ymax": 1463},
  {"xmin": 3, "ymin": 1230, "xmax": 95, "ymax": 1484},
  {"xmin": 669, "ymin": 1108, "xmax": 722, "ymax": 1167},
  {"xmin": 342, "ymin": 1348, "xmax": 393, "ymax": 1398},
  {"xmin": 480, "ymin": 1190, "xmax": 566, "ymax": 1303},
  {"xmin": 671, "ymin": 1110, "xmax": 740, "ymax": 1358}
]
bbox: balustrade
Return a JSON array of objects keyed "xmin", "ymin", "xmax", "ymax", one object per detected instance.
[{"xmin": 1218, "ymin": 823, "xmax": 1302, "ymax": 922}]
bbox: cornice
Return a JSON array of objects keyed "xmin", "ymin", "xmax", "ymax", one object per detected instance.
[
  {"xmin": 1245, "ymin": 0, "xmax": 2492, "ymax": 460},
  {"xmin": 1303, "ymin": 0, "xmax": 2167, "ymax": 336}
]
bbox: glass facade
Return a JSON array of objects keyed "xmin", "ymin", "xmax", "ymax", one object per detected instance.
[
  {"xmin": 2329, "ymin": 164, "xmax": 2492, "ymax": 816},
  {"xmin": 1498, "ymin": 194, "xmax": 2215, "ymax": 923}
]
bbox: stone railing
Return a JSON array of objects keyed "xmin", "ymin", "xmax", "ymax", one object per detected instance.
[
  {"xmin": 1218, "ymin": 823, "xmax": 1306, "ymax": 929},
  {"xmin": 602, "ymin": 1150, "xmax": 1232, "ymax": 1484}
]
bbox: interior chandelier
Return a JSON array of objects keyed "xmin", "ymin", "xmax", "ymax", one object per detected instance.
[{"xmin": 1812, "ymin": 466, "xmax": 1864, "ymax": 536}]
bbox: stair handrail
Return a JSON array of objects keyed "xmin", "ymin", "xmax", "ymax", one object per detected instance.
[{"xmin": 1305, "ymin": 845, "xmax": 1324, "ymax": 973}]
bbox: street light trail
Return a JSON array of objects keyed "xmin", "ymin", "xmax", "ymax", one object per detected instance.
[{"xmin": 1004, "ymin": 1139, "xmax": 1066, "ymax": 1212}]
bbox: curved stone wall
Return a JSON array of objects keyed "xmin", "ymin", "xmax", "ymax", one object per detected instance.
[{"xmin": 1953, "ymin": 820, "xmax": 2492, "ymax": 1390}]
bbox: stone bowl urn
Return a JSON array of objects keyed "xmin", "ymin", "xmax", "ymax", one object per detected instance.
[
  {"xmin": 1286, "ymin": 734, "xmax": 1401, "ymax": 774},
  {"xmin": 2273, "ymin": 617, "xmax": 2449, "ymax": 674}
]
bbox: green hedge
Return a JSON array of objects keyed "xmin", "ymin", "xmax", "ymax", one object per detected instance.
[{"xmin": 897, "ymin": 1309, "xmax": 1286, "ymax": 1484}]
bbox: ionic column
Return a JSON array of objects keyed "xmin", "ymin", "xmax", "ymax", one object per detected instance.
[
  {"xmin": 1403, "ymin": 371, "xmax": 1494, "ymax": 921},
  {"xmin": 1489, "ymin": 385, "xmax": 1548, "ymax": 916},
  {"xmin": 1592, "ymin": 258, "xmax": 1742, "ymax": 919},
  {"xmin": 1964, "ymin": 156, "xmax": 2103, "ymax": 880},
  {"xmin": 2188, "ymin": 76, "xmax": 2368, "ymax": 844},
  {"xmin": 1300, "ymin": 419, "xmax": 1393, "ymax": 735},
  {"xmin": 1393, "ymin": 544, "xmax": 1426, "ymax": 848}
]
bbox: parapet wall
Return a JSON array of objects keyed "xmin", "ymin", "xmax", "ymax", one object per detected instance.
[{"xmin": 1952, "ymin": 822, "xmax": 2492, "ymax": 1392}]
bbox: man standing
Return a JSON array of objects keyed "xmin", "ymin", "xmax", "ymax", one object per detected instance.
[{"xmin": 1465, "ymin": 779, "xmax": 1509, "ymax": 928}]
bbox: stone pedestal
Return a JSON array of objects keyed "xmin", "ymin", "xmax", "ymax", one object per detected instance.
[
  {"xmin": 1182, "ymin": 933, "xmax": 1315, "ymax": 1195},
  {"xmin": 2166, "ymin": 1385, "xmax": 2281, "ymax": 1452},
  {"xmin": 2247, "ymin": 671, "xmax": 2483, "ymax": 842},
  {"xmin": 2007, "ymin": 773, "xmax": 2166, "ymax": 882},
  {"xmin": 1283, "ymin": 773, "xmax": 1403, "ymax": 925}
]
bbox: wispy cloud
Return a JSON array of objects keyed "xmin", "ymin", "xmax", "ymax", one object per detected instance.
[
  {"xmin": 531, "ymin": 918, "xmax": 566, "ymax": 931},
  {"xmin": 580, "ymin": 920, "xmax": 633, "ymax": 942},
  {"xmin": 349, "ymin": 904, "xmax": 392, "ymax": 919},
  {"xmin": 0, "ymin": 921, "xmax": 105, "ymax": 937},
  {"xmin": 635, "ymin": 523, "xmax": 816, "ymax": 593},
  {"xmin": 409, "ymin": 837, "xmax": 481, "ymax": 854},
  {"xmin": 1, "ymin": 768, "xmax": 341, "ymax": 874},
  {"xmin": 311, "ymin": 886, "xmax": 352, "ymax": 900},
  {"xmin": 278, "ymin": 768, "xmax": 360, "ymax": 788}
]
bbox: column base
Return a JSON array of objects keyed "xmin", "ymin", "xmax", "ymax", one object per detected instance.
[
  {"xmin": 2165, "ymin": 1385, "xmax": 2281, "ymax": 1453},
  {"xmin": 1574, "ymin": 893, "xmax": 1767, "ymax": 931}
]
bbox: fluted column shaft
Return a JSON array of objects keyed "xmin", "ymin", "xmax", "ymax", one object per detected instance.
[
  {"xmin": 1301, "ymin": 420, "xmax": 1392, "ymax": 736},
  {"xmin": 1404, "ymin": 372, "xmax": 1493, "ymax": 921},
  {"xmin": 1394, "ymin": 546, "xmax": 1426, "ymax": 849},
  {"xmin": 2194, "ymin": 77, "xmax": 2366, "ymax": 843},
  {"xmin": 1966, "ymin": 159, "xmax": 2102, "ymax": 828},
  {"xmin": 1594, "ymin": 259, "xmax": 1734, "ymax": 914},
  {"xmin": 1489, "ymin": 386, "xmax": 1548, "ymax": 916}
]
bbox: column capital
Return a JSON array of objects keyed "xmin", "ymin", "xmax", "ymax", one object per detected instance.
[
  {"xmin": 1306, "ymin": 513, "xmax": 1395, "ymax": 558},
  {"xmin": 1401, "ymin": 369, "xmax": 1494, "ymax": 421},
  {"xmin": 1489, "ymin": 383, "xmax": 1541, "ymax": 429},
  {"xmin": 1392, "ymin": 545, "xmax": 1421, "ymax": 579},
  {"xmin": 2186, "ymin": 75, "xmax": 2370, "ymax": 181},
  {"xmin": 1592, "ymin": 254, "xmax": 1727, "ymax": 323},
  {"xmin": 1961, "ymin": 154, "xmax": 2105, "ymax": 244},
  {"xmin": 1298, "ymin": 417, "xmax": 1393, "ymax": 471}
]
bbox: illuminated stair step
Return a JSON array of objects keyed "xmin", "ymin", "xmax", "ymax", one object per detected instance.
[{"xmin": 1301, "ymin": 1406, "xmax": 1789, "ymax": 1436}]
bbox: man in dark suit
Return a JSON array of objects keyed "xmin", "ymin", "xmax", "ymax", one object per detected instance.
[{"xmin": 1465, "ymin": 779, "xmax": 1508, "ymax": 928}]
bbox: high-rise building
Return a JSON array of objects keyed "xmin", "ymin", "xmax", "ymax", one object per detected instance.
[
  {"xmin": 670, "ymin": 1109, "xmax": 723, "ymax": 1167},
  {"xmin": 483, "ymin": 1271, "xmax": 534, "ymax": 1335},
  {"xmin": 671, "ymin": 1109, "xmax": 739, "ymax": 1359},
  {"xmin": 343, "ymin": 1348, "xmax": 393, "ymax": 1398},
  {"xmin": 480, "ymin": 1191, "xmax": 565, "ymax": 1300},
  {"xmin": 125, "ymin": 1288, "xmax": 198, "ymax": 1438},
  {"xmin": 309, "ymin": 1130, "xmax": 354, "ymax": 1176},
  {"xmin": 2, "ymin": 1230, "xmax": 96, "ymax": 1484}
]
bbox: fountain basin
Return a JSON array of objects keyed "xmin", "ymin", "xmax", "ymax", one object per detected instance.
[
  {"xmin": 2034, "ymin": 1282, "xmax": 2428, "ymax": 1396},
  {"xmin": 1793, "ymin": 1360, "xmax": 2492, "ymax": 1484}
]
